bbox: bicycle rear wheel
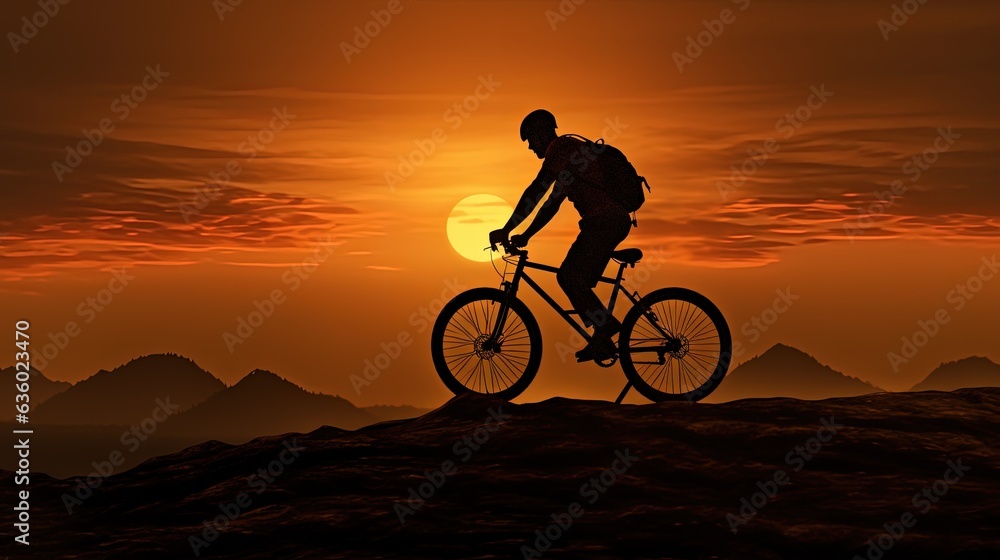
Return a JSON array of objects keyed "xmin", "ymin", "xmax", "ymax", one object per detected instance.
[
  {"xmin": 431, "ymin": 288, "xmax": 542, "ymax": 400},
  {"xmin": 619, "ymin": 288, "xmax": 731, "ymax": 402}
]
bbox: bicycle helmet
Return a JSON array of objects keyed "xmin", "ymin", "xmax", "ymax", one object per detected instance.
[{"xmin": 519, "ymin": 109, "xmax": 557, "ymax": 141}]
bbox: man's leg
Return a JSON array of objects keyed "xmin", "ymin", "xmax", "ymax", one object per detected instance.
[{"xmin": 557, "ymin": 214, "xmax": 632, "ymax": 358}]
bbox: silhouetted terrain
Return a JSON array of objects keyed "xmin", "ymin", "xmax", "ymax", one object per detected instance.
[
  {"xmin": 163, "ymin": 369, "xmax": 380, "ymax": 438},
  {"xmin": 1, "ymin": 357, "xmax": 429, "ymax": 478},
  {"xmin": 705, "ymin": 343, "xmax": 884, "ymax": 402},
  {"xmin": 365, "ymin": 404, "xmax": 434, "ymax": 422},
  {"xmin": 4, "ymin": 389, "xmax": 998, "ymax": 559},
  {"xmin": 33, "ymin": 354, "xmax": 225, "ymax": 425},
  {"xmin": 911, "ymin": 356, "xmax": 1000, "ymax": 392},
  {"xmin": 10, "ymin": 347, "xmax": 997, "ymax": 483},
  {"xmin": 0, "ymin": 365, "xmax": 69, "ymax": 420}
]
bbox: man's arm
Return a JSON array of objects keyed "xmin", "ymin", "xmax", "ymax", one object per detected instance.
[
  {"xmin": 514, "ymin": 184, "xmax": 566, "ymax": 244},
  {"xmin": 490, "ymin": 167, "xmax": 558, "ymax": 250},
  {"xmin": 502, "ymin": 167, "xmax": 557, "ymax": 233}
]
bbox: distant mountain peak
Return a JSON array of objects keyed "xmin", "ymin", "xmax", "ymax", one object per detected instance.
[
  {"xmin": 246, "ymin": 368, "xmax": 281, "ymax": 378},
  {"xmin": 86, "ymin": 353, "xmax": 210, "ymax": 382},
  {"xmin": 706, "ymin": 343, "xmax": 883, "ymax": 402},
  {"xmin": 33, "ymin": 353, "xmax": 225, "ymax": 426},
  {"xmin": 911, "ymin": 356, "xmax": 1000, "ymax": 392},
  {"xmin": 120, "ymin": 352, "xmax": 201, "ymax": 369},
  {"xmin": 164, "ymin": 368, "xmax": 377, "ymax": 438},
  {"xmin": 939, "ymin": 356, "xmax": 996, "ymax": 368},
  {"xmin": 760, "ymin": 342, "xmax": 811, "ymax": 359},
  {"xmin": 232, "ymin": 369, "xmax": 309, "ymax": 393}
]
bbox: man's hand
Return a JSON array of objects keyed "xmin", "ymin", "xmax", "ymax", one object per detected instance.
[
  {"xmin": 488, "ymin": 228, "xmax": 510, "ymax": 252},
  {"xmin": 510, "ymin": 233, "xmax": 531, "ymax": 248}
]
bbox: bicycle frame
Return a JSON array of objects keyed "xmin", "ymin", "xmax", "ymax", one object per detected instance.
[
  {"xmin": 473, "ymin": 247, "xmax": 703, "ymax": 404},
  {"xmin": 487, "ymin": 249, "xmax": 645, "ymax": 347}
]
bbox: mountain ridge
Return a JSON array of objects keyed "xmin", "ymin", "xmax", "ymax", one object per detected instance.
[
  {"xmin": 160, "ymin": 367, "xmax": 380, "ymax": 439},
  {"xmin": 910, "ymin": 356, "xmax": 1000, "ymax": 392},
  {"xmin": 31, "ymin": 353, "xmax": 226, "ymax": 425},
  {"xmin": 705, "ymin": 342, "xmax": 884, "ymax": 402}
]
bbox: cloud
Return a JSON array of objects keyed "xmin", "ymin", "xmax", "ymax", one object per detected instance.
[{"xmin": 0, "ymin": 124, "xmax": 370, "ymax": 280}]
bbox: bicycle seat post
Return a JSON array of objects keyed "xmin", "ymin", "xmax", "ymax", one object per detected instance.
[{"xmin": 607, "ymin": 261, "xmax": 628, "ymax": 315}]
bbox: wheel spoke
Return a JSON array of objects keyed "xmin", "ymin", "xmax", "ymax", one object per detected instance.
[
  {"xmin": 433, "ymin": 294, "xmax": 540, "ymax": 398},
  {"xmin": 618, "ymin": 291, "xmax": 730, "ymax": 401}
]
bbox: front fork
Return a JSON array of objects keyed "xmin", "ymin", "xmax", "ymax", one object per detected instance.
[{"xmin": 484, "ymin": 254, "xmax": 527, "ymax": 352}]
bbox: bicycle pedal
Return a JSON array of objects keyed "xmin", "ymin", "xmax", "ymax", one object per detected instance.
[
  {"xmin": 595, "ymin": 355, "xmax": 618, "ymax": 368},
  {"xmin": 577, "ymin": 352, "xmax": 618, "ymax": 364}
]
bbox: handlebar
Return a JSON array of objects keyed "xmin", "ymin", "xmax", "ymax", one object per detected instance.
[{"xmin": 489, "ymin": 239, "xmax": 527, "ymax": 257}]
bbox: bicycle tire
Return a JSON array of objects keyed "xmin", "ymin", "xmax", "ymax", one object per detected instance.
[
  {"xmin": 431, "ymin": 288, "xmax": 542, "ymax": 400},
  {"xmin": 619, "ymin": 287, "xmax": 732, "ymax": 402}
]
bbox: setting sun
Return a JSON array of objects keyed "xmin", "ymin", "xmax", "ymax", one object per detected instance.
[{"xmin": 446, "ymin": 194, "xmax": 514, "ymax": 262}]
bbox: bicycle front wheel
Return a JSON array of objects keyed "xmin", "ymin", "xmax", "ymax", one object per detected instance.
[
  {"xmin": 619, "ymin": 288, "xmax": 732, "ymax": 402},
  {"xmin": 431, "ymin": 288, "xmax": 542, "ymax": 400}
]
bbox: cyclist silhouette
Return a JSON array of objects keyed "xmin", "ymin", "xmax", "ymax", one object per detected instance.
[{"xmin": 490, "ymin": 109, "xmax": 632, "ymax": 362}]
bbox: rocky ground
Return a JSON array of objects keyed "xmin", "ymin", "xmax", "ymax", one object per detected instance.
[{"xmin": 3, "ymin": 389, "xmax": 999, "ymax": 559}]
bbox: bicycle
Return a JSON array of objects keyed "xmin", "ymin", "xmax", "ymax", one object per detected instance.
[{"xmin": 430, "ymin": 241, "xmax": 732, "ymax": 403}]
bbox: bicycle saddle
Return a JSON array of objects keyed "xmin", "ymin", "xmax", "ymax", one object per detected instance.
[{"xmin": 611, "ymin": 248, "xmax": 643, "ymax": 266}]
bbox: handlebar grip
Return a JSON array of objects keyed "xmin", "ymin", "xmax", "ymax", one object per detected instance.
[
  {"xmin": 503, "ymin": 241, "xmax": 526, "ymax": 256},
  {"xmin": 488, "ymin": 237, "xmax": 526, "ymax": 256}
]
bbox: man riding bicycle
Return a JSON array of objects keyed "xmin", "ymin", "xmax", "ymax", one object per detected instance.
[{"xmin": 490, "ymin": 109, "xmax": 633, "ymax": 362}]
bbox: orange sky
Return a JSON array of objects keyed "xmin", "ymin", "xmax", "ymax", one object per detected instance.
[{"xmin": 1, "ymin": 0, "xmax": 999, "ymax": 406}]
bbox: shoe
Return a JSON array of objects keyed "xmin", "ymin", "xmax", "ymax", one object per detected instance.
[
  {"xmin": 575, "ymin": 334, "xmax": 618, "ymax": 363},
  {"xmin": 575, "ymin": 344, "xmax": 595, "ymax": 362},
  {"xmin": 594, "ymin": 320, "xmax": 622, "ymax": 340}
]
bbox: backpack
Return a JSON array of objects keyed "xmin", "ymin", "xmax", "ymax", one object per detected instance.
[{"xmin": 564, "ymin": 134, "xmax": 651, "ymax": 220}]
